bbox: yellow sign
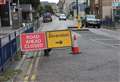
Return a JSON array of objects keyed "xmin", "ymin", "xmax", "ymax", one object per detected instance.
[{"xmin": 46, "ymin": 30, "xmax": 72, "ymax": 48}]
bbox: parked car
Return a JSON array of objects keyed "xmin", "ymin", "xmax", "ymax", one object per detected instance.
[
  {"xmin": 85, "ymin": 15, "xmax": 101, "ymax": 28},
  {"xmin": 59, "ymin": 14, "xmax": 67, "ymax": 20},
  {"xmin": 43, "ymin": 12, "xmax": 52, "ymax": 23}
]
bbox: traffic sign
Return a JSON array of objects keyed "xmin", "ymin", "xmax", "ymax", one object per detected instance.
[
  {"xmin": 112, "ymin": 2, "xmax": 120, "ymax": 7},
  {"xmin": 46, "ymin": 30, "xmax": 72, "ymax": 48},
  {"xmin": 20, "ymin": 32, "xmax": 47, "ymax": 51},
  {"xmin": 0, "ymin": 0, "xmax": 6, "ymax": 5}
]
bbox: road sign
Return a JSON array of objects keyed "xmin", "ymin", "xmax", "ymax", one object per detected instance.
[
  {"xmin": 20, "ymin": 32, "xmax": 47, "ymax": 51},
  {"xmin": 46, "ymin": 30, "xmax": 72, "ymax": 48},
  {"xmin": 112, "ymin": 2, "xmax": 120, "ymax": 7},
  {"xmin": 0, "ymin": 0, "xmax": 6, "ymax": 5}
]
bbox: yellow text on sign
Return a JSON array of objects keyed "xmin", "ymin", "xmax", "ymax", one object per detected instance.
[{"xmin": 47, "ymin": 30, "xmax": 72, "ymax": 48}]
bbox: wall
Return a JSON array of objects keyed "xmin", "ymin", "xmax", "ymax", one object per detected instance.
[
  {"xmin": 102, "ymin": 6, "xmax": 112, "ymax": 19},
  {"xmin": 0, "ymin": 17, "xmax": 1, "ymax": 27}
]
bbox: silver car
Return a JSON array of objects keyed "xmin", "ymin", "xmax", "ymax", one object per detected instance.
[{"xmin": 59, "ymin": 14, "xmax": 67, "ymax": 20}]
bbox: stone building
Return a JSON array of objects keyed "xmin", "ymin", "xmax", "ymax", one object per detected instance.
[
  {"xmin": 58, "ymin": 0, "xmax": 86, "ymax": 17},
  {"xmin": 90, "ymin": 0, "xmax": 112, "ymax": 19}
]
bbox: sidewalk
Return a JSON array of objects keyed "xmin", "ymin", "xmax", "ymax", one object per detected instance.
[{"xmin": 11, "ymin": 18, "xmax": 44, "ymax": 82}]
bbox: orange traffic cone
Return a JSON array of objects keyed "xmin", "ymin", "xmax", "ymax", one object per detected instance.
[{"xmin": 72, "ymin": 34, "xmax": 80, "ymax": 54}]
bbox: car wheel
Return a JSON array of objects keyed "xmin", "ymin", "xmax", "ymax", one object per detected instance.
[
  {"xmin": 93, "ymin": 25, "xmax": 96, "ymax": 28},
  {"xmin": 43, "ymin": 21, "xmax": 45, "ymax": 23},
  {"xmin": 97, "ymin": 25, "xmax": 101, "ymax": 28},
  {"xmin": 86, "ymin": 23, "xmax": 88, "ymax": 27},
  {"xmin": 50, "ymin": 19, "xmax": 52, "ymax": 22}
]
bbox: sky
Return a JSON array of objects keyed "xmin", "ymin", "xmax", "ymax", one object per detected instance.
[{"xmin": 40, "ymin": 0, "xmax": 59, "ymax": 3}]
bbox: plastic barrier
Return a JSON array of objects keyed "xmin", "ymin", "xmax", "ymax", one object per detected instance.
[{"xmin": 0, "ymin": 24, "xmax": 33, "ymax": 72}]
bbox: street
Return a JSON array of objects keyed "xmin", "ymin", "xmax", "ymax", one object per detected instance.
[
  {"xmin": 39, "ymin": 16, "xmax": 76, "ymax": 31},
  {"xmin": 1, "ymin": 0, "xmax": 120, "ymax": 82},
  {"xmin": 33, "ymin": 16, "xmax": 119, "ymax": 82}
]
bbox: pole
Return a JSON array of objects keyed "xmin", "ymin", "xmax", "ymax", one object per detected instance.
[
  {"xmin": 8, "ymin": 0, "xmax": 12, "ymax": 27},
  {"xmin": 76, "ymin": 0, "xmax": 79, "ymax": 18},
  {"xmin": 18, "ymin": 0, "xmax": 20, "ymax": 28},
  {"xmin": 86, "ymin": 0, "xmax": 88, "ymax": 6}
]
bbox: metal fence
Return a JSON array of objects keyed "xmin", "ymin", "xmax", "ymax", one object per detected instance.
[{"xmin": 0, "ymin": 23, "xmax": 33, "ymax": 72}]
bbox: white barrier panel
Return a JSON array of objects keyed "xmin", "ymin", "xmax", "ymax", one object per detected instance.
[
  {"xmin": 1, "ymin": 35, "xmax": 10, "ymax": 47},
  {"xmin": 20, "ymin": 28, "xmax": 23, "ymax": 34},
  {"xmin": 25, "ymin": 26, "xmax": 27, "ymax": 31},
  {"xmin": 16, "ymin": 29, "xmax": 20, "ymax": 37},
  {"xmin": 27, "ymin": 25, "xmax": 29, "ymax": 30},
  {"xmin": 27, "ymin": 24, "xmax": 30, "ymax": 29},
  {"xmin": 10, "ymin": 32, "xmax": 15, "ymax": 40},
  {"xmin": 20, "ymin": 28, "xmax": 24, "ymax": 33},
  {"xmin": 23, "ymin": 27, "xmax": 26, "ymax": 32}
]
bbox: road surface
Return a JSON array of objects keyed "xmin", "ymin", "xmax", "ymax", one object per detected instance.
[{"xmin": 34, "ymin": 16, "xmax": 120, "ymax": 82}]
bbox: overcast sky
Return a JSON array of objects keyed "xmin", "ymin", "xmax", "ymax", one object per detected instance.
[{"xmin": 40, "ymin": 0, "xmax": 59, "ymax": 3}]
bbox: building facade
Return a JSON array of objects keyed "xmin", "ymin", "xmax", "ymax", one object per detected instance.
[
  {"xmin": 58, "ymin": 0, "xmax": 86, "ymax": 17},
  {"xmin": 57, "ymin": 0, "xmax": 65, "ymax": 13},
  {"xmin": 0, "ymin": 0, "xmax": 11, "ymax": 27},
  {"xmin": 90, "ymin": 0, "xmax": 112, "ymax": 19}
]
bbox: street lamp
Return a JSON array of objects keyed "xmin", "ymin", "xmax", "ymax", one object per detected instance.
[
  {"xmin": 76, "ymin": 0, "xmax": 79, "ymax": 18},
  {"xmin": 17, "ymin": 0, "xmax": 20, "ymax": 28}
]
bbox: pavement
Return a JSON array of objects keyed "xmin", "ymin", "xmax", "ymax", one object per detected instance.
[{"xmin": 8, "ymin": 52, "xmax": 41, "ymax": 82}]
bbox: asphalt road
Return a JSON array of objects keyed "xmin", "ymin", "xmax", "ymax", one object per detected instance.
[
  {"xmin": 39, "ymin": 16, "xmax": 76, "ymax": 31},
  {"xmin": 36, "ymin": 16, "xmax": 119, "ymax": 82}
]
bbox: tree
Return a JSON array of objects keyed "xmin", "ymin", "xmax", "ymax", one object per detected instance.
[
  {"xmin": 13, "ymin": 0, "xmax": 40, "ymax": 10},
  {"xmin": 37, "ymin": 4, "xmax": 44, "ymax": 16},
  {"xmin": 43, "ymin": 5, "xmax": 54, "ymax": 14}
]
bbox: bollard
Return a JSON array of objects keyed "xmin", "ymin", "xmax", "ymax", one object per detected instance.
[{"xmin": 72, "ymin": 34, "xmax": 80, "ymax": 54}]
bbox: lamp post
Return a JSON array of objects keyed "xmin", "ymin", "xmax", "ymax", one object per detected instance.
[
  {"xmin": 17, "ymin": 0, "xmax": 20, "ymax": 28},
  {"xmin": 76, "ymin": 0, "xmax": 79, "ymax": 18},
  {"xmin": 8, "ymin": 0, "xmax": 12, "ymax": 27}
]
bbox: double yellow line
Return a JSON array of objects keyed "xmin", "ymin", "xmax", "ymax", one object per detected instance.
[
  {"xmin": 24, "ymin": 52, "xmax": 37, "ymax": 82},
  {"xmin": 24, "ymin": 51, "xmax": 41, "ymax": 82},
  {"xmin": 24, "ymin": 74, "xmax": 36, "ymax": 82}
]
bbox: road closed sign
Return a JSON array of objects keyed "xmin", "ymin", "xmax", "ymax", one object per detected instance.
[
  {"xmin": 20, "ymin": 32, "xmax": 47, "ymax": 51},
  {"xmin": 46, "ymin": 30, "xmax": 72, "ymax": 48},
  {"xmin": 0, "ymin": 0, "xmax": 6, "ymax": 4}
]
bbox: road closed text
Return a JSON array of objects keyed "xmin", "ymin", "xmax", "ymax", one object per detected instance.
[{"xmin": 20, "ymin": 32, "xmax": 47, "ymax": 51}]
